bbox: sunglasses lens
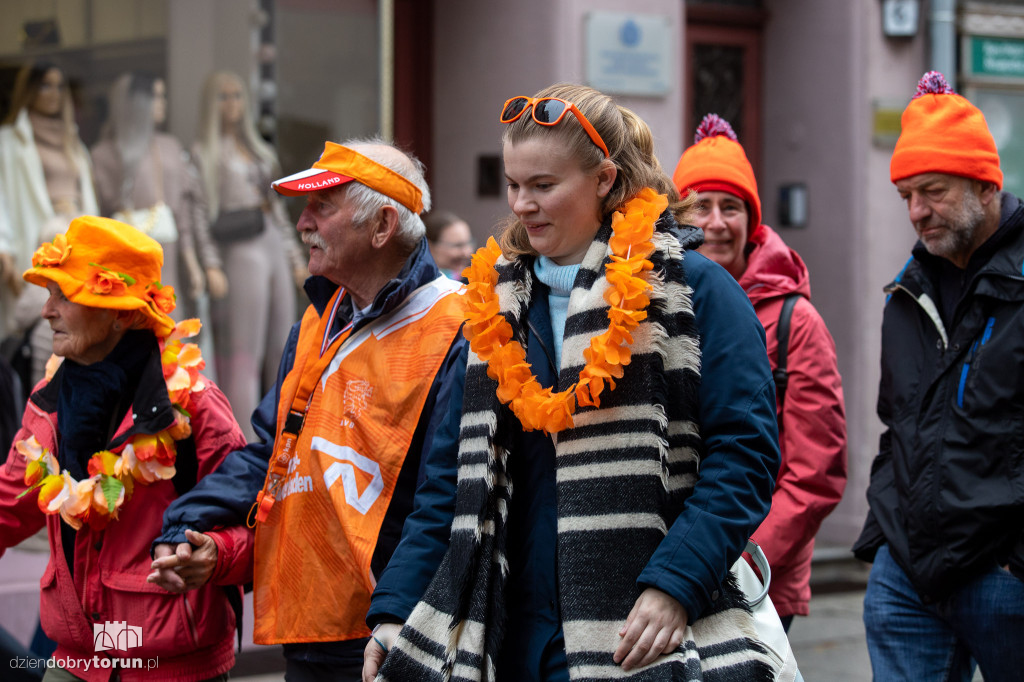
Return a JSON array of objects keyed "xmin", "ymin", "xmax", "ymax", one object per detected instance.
[
  {"xmin": 532, "ymin": 99, "xmax": 567, "ymax": 124},
  {"xmin": 501, "ymin": 97, "xmax": 529, "ymax": 123}
]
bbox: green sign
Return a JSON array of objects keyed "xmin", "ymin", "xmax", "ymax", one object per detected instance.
[{"xmin": 971, "ymin": 36, "xmax": 1024, "ymax": 79}]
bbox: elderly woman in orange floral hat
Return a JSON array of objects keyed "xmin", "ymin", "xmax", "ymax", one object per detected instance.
[{"xmin": 0, "ymin": 215, "xmax": 250, "ymax": 682}]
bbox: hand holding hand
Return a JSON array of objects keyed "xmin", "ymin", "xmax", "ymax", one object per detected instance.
[
  {"xmin": 613, "ymin": 587, "xmax": 688, "ymax": 671},
  {"xmin": 146, "ymin": 529, "xmax": 218, "ymax": 593},
  {"xmin": 362, "ymin": 622, "xmax": 402, "ymax": 682}
]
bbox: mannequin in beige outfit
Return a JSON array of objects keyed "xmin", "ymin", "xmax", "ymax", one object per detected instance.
[
  {"xmin": 193, "ymin": 71, "xmax": 306, "ymax": 440},
  {"xmin": 0, "ymin": 62, "xmax": 98, "ymax": 381},
  {"xmin": 91, "ymin": 72, "xmax": 226, "ymax": 322}
]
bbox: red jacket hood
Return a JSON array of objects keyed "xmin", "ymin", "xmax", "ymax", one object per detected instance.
[{"xmin": 737, "ymin": 225, "xmax": 811, "ymax": 305}]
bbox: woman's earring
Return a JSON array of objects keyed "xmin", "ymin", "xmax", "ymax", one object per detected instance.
[{"xmin": 113, "ymin": 322, "xmax": 122, "ymax": 332}]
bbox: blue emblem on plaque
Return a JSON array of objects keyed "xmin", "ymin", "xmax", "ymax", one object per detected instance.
[{"xmin": 620, "ymin": 20, "xmax": 641, "ymax": 47}]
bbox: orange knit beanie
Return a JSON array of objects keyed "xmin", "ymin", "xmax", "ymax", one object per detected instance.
[
  {"xmin": 672, "ymin": 114, "xmax": 762, "ymax": 239},
  {"xmin": 890, "ymin": 71, "xmax": 1002, "ymax": 188}
]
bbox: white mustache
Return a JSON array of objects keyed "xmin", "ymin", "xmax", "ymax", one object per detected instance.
[{"xmin": 302, "ymin": 234, "xmax": 328, "ymax": 250}]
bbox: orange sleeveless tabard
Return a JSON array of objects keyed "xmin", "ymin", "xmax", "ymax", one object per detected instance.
[{"xmin": 253, "ymin": 276, "xmax": 464, "ymax": 644}]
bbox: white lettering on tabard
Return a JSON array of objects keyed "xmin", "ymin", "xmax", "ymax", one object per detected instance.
[{"xmin": 296, "ymin": 176, "xmax": 342, "ymax": 191}]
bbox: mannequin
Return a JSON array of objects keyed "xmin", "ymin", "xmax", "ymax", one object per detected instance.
[
  {"xmin": 0, "ymin": 62, "xmax": 98, "ymax": 365},
  {"xmin": 193, "ymin": 70, "xmax": 305, "ymax": 439},
  {"xmin": 91, "ymin": 73, "xmax": 227, "ymax": 321}
]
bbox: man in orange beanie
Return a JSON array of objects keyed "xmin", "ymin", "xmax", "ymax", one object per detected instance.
[
  {"xmin": 674, "ymin": 114, "xmax": 848, "ymax": 633},
  {"xmin": 854, "ymin": 71, "xmax": 1024, "ymax": 681}
]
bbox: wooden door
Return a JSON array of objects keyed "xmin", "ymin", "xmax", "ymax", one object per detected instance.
[{"xmin": 685, "ymin": 4, "xmax": 765, "ymax": 175}]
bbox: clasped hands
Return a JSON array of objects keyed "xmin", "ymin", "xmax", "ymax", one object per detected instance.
[{"xmin": 146, "ymin": 529, "xmax": 217, "ymax": 593}]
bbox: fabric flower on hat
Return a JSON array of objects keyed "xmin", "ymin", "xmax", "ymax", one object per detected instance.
[
  {"xmin": 147, "ymin": 282, "xmax": 176, "ymax": 314},
  {"xmin": 86, "ymin": 269, "xmax": 131, "ymax": 296},
  {"xmin": 31, "ymin": 234, "xmax": 71, "ymax": 268}
]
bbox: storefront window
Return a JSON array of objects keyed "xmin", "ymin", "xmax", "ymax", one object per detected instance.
[
  {"xmin": 275, "ymin": 0, "xmax": 380, "ymax": 179},
  {"xmin": 972, "ymin": 88, "xmax": 1024, "ymax": 197}
]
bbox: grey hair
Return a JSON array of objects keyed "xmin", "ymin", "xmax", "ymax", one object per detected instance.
[{"xmin": 341, "ymin": 136, "xmax": 431, "ymax": 248}]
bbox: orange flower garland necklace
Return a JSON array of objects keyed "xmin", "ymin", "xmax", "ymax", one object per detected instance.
[
  {"xmin": 462, "ymin": 187, "xmax": 668, "ymax": 434},
  {"xmin": 15, "ymin": 319, "xmax": 207, "ymax": 531}
]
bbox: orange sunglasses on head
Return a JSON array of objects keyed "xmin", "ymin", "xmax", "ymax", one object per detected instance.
[{"xmin": 500, "ymin": 96, "xmax": 610, "ymax": 158}]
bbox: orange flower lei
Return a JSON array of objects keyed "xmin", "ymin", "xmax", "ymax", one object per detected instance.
[
  {"xmin": 462, "ymin": 187, "xmax": 668, "ymax": 434},
  {"xmin": 15, "ymin": 319, "xmax": 207, "ymax": 531}
]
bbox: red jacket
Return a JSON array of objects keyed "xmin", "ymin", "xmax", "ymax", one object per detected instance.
[
  {"xmin": 0, "ymin": 373, "xmax": 251, "ymax": 681},
  {"xmin": 738, "ymin": 225, "xmax": 848, "ymax": 617}
]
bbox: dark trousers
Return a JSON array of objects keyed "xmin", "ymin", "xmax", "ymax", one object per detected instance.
[{"xmin": 285, "ymin": 659, "xmax": 363, "ymax": 682}]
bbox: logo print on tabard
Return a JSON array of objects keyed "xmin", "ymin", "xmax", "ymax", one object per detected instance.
[{"xmin": 342, "ymin": 379, "xmax": 373, "ymax": 428}]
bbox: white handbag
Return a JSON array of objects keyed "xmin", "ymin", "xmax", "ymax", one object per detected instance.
[
  {"xmin": 113, "ymin": 201, "xmax": 178, "ymax": 243},
  {"xmin": 731, "ymin": 539, "xmax": 802, "ymax": 682},
  {"xmin": 111, "ymin": 144, "xmax": 179, "ymax": 244}
]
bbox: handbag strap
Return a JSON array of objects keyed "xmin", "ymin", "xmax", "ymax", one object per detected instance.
[
  {"xmin": 744, "ymin": 539, "xmax": 772, "ymax": 606},
  {"xmin": 773, "ymin": 293, "xmax": 802, "ymax": 419},
  {"xmin": 149, "ymin": 141, "xmax": 165, "ymax": 204}
]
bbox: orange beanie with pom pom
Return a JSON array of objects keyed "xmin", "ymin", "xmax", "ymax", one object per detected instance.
[
  {"xmin": 890, "ymin": 71, "xmax": 1002, "ymax": 188},
  {"xmin": 673, "ymin": 114, "xmax": 762, "ymax": 239}
]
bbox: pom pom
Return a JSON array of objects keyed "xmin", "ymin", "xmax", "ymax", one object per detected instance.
[
  {"xmin": 694, "ymin": 114, "xmax": 738, "ymax": 144},
  {"xmin": 913, "ymin": 71, "xmax": 955, "ymax": 100}
]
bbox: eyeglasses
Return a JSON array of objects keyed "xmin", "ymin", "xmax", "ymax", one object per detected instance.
[{"xmin": 499, "ymin": 96, "xmax": 609, "ymax": 158}]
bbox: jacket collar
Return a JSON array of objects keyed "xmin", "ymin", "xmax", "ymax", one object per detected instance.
[
  {"xmin": 302, "ymin": 237, "xmax": 442, "ymax": 332},
  {"xmin": 30, "ymin": 336, "xmax": 177, "ymax": 450},
  {"xmin": 526, "ymin": 277, "xmax": 558, "ymax": 388},
  {"xmin": 889, "ymin": 192, "xmax": 1024, "ymax": 298}
]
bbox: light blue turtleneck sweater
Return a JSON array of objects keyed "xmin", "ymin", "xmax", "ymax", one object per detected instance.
[{"xmin": 532, "ymin": 256, "xmax": 580, "ymax": 368}]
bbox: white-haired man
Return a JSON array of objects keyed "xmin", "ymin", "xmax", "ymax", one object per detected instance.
[{"xmin": 149, "ymin": 139, "xmax": 467, "ymax": 681}]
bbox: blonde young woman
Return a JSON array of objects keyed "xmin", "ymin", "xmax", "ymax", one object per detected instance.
[
  {"xmin": 364, "ymin": 84, "xmax": 783, "ymax": 681},
  {"xmin": 192, "ymin": 71, "xmax": 306, "ymax": 439},
  {"xmin": 0, "ymin": 62, "xmax": 98, "ymax": 339}
]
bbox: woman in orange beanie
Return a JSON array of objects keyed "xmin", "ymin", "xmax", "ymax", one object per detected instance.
[
  {"xmin": 0, "ymin": 216, "xmax": 250, "ymax": 681},
  {"xmin": 674, "ymin": 114, "xmax": 848, "ymax": 632}
]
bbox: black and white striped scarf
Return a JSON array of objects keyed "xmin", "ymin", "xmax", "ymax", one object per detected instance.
[{"xmin": 379, "ymin": 212, "xmax": 778, "ymax": 681}]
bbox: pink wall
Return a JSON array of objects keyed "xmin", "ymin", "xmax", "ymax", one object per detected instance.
[
  {"xmin": 430, "ymin": 0, "xmax": 685, "ymax": 242},
  {"xmin": 761, "ymin": 0, "xmax": 928, "ymax": 544}
]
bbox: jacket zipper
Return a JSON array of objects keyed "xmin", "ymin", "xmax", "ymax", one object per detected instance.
[
  {"xmin": 956, "ymin": 316, "xmax": 996, "ymax": 409},
  {"xmin": 183, "ymin": 594, "xmax": 200, "ymax": 647}
]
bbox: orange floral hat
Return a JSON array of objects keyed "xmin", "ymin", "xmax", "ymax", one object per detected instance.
[{"xmin": 23, "ymin": 215, "xmax": 176, "ymax": 337}]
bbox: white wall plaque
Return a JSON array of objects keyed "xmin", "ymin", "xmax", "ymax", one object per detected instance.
[{"xmin": 585, "ymin": 12, "xmax": 672, "ymax": 97}]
